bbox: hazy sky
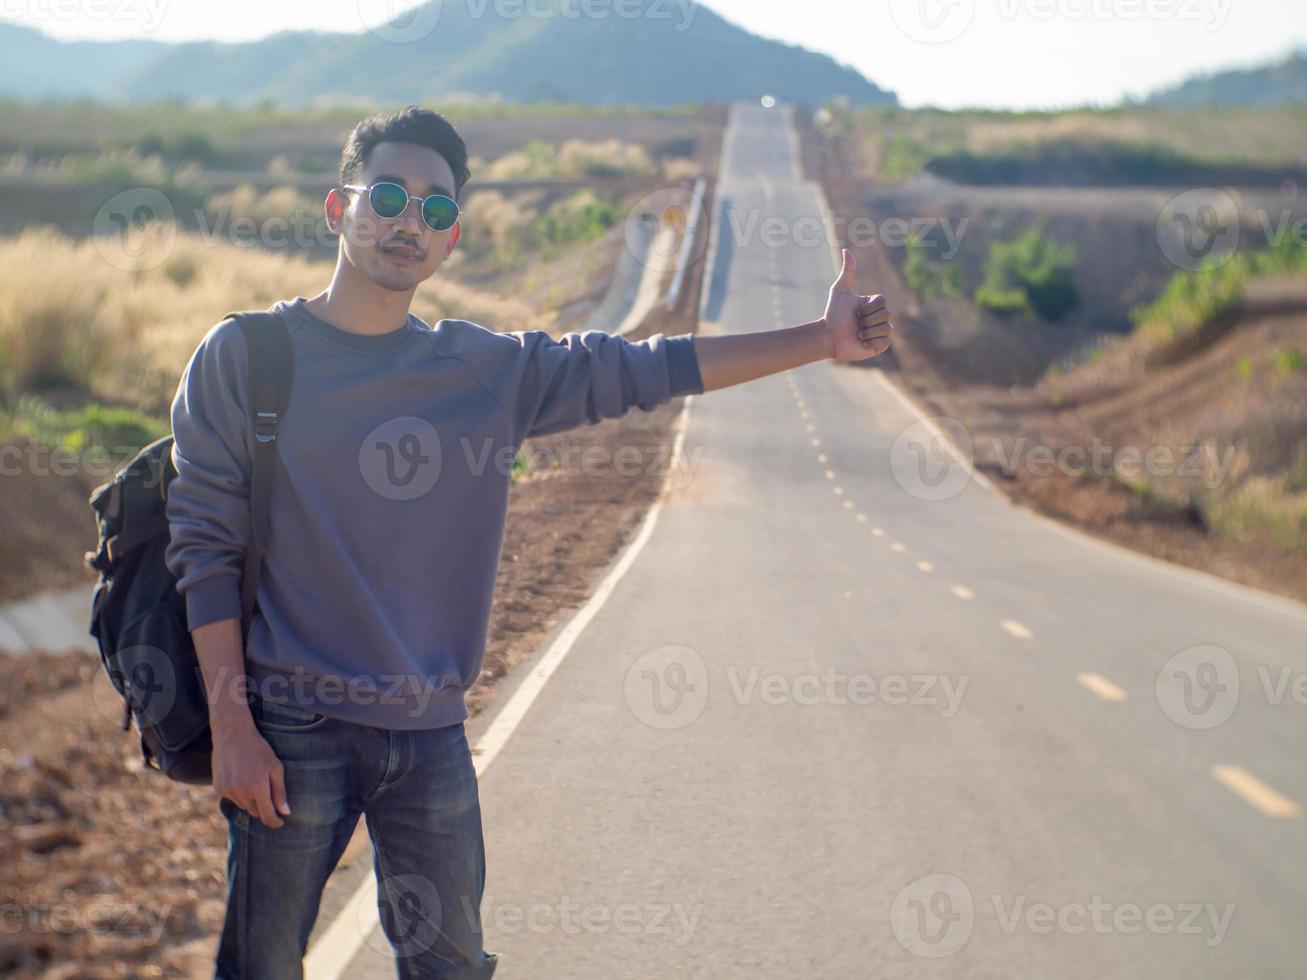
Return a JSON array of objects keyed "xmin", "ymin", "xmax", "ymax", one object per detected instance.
[{"xmin": 3, "ymin": 0, "xmax": 1305, "ymax": 108}]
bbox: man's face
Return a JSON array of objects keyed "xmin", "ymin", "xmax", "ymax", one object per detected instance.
[{"xmin": 331, "ymin": 140, "xmax": 461, "ymax": 292}]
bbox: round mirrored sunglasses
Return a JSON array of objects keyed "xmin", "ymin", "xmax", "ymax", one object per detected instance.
[{"xmin": 342, "ymin": 181, "xmax": 460, "ymax": 232}]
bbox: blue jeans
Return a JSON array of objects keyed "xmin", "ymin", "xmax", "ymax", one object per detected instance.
[{"xmin": 215, "ymin": 694, "xmax": 499, "ymax": 979}]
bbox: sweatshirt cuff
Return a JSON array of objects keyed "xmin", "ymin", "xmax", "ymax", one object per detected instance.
[
  {"xmin": 665, "ymin": 335, "xmax": 704, "ymax": 396},
  {"xmin": 184, "ymin": 575, "xmax": 244, "ymax": 630}
]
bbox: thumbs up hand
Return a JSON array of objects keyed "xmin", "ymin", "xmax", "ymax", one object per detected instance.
[{"xmin": 822, "ymin": 247, "xmax": 893, "ymax": 362}]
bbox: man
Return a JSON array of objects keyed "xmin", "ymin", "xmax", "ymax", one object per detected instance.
[{"xmin": 164, "ymin": 103, "xmax": 892, "ymax": 979}]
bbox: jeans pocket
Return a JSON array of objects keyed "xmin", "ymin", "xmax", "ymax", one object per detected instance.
[{"xmin": 250, "ymin": 695, "xmax": 330, "ymax": 732}]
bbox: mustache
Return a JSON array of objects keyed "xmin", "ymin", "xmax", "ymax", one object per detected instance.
[{"xmin": 380, "ymin": 239, "xmax": 425, "ymax": 256}]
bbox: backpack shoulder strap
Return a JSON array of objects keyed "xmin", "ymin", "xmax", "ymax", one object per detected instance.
[{"xmin": 221, "ymin": 309, "xmax": 294, "ymax": 646}]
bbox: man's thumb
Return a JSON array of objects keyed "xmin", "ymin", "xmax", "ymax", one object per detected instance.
[
  {"xmin": 271, "ymin": 771, "xmax": 291, "ymax": 815},
  {"xmin": 835, "ymin": 247, "xmax": 856, "ymax": 288}
]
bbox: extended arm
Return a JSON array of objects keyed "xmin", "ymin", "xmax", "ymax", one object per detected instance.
[{"xmin": 693, "ymin": 247, "xmax": 894, "ymax": 393}]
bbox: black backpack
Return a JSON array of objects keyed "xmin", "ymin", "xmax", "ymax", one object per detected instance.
[{"xmin": 84, "ymin": 309, "xmax": 293, "ymax": 784}]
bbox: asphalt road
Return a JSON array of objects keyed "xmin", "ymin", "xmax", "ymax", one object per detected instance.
[{"xmin": 317, "ymin": 102, "xmax": 1307, "ymax": 979}]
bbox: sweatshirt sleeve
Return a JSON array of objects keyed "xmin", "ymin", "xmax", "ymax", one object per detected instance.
[
  {"xmin": 509, "ymin": 329, "xmax": 704, "ymax": 443},
  {"xmin": 163, "ymin": 317, "xmax": 253, "ymax": 630}
]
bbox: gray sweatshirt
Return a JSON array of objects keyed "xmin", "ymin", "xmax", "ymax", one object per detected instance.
[{"xmin": 164, "ymin": 295, "xmax": 704, "ymax": 730}]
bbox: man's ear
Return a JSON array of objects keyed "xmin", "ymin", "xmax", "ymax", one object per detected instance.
[
  {"xmin": 325, "ymin": 188, "xmax": 347, "ymax": 235},
  {"xmin": 445, "ymin": 222, "xmax": 461, "ymax": 254}
]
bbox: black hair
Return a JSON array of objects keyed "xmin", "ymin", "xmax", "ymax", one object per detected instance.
[{"xmin": 338, "ymin": 104, "xmax": 472, "ymax": 200}]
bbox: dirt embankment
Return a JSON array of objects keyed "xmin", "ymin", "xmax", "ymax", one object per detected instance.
[
  {"xmin": 795, "ymin": 107, "xmax": 1307, "ymax": 604},
  {"xmin": 0, "ymin": 435, "xmax": 102, "ymax": 602}
]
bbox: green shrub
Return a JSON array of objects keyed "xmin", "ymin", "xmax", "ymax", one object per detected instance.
[
  {"xmin": 524, "ymin": 191, "xmax": 622, "ymax": 256},
  {"xmin": 1131, "ymin": 226, "xmax": 1307, "ymax": 342},
  {"xmin": 1254, "ymin": 224, "xmax": 1307, "ymax": 275},
  {"xmin": 1125, "ymin": 475, "xmax": 1152, "ymax": 498},
  {"xmin": 880, "ymin": 135, "xmax": 932, "ymax": 183},
  {"xmin": 1271, "ymin": 346, "xmax": 1304, "ymax": 376},
  {"xmin": 4, "ymin": 394, "xmax": 168, "ymax": 456},
  {"xmin": 511, "ymin": 449, "xmax": 531, "ymax": 482},
  {"xmin": 928, "ymin": 139, "xmax": 1209, "ymax": 185},
  {"xmin": 133, "ymin": 127, "xmax": 221, "ymax": 164},
  {"xmin": 975, "ymin": 228, "xmax": 1079, "ymax": 321},
  {"xmin": 902, "ymin": 232, "xmax": 962, "ymax": 301},
  {"xmin": 1129, "ymin": 253, "xmax": 1248, "ymax": 342},
  {"xmin": 1206, "ymin": 477, "xmax": 1307, "ymax": 557}
]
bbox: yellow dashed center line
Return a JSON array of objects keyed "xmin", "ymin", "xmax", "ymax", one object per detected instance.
[
  {"xmin": 786, "ymin": 382, "xmax": 1300, "ymax": 829},
  {"xmin": 1210, "ymin": 765, "xmax": 1301, "ymax": 819},
  {"xmin": 1000, "ymin": 620, "xmax": 1033, "ymax": 640},
  {"xmin": 1076, "ymin": 672, "xmax": 1128, "ymax": 702}
]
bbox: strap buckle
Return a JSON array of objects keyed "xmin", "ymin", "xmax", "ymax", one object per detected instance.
[{"xmin": 254, "ymin": 410, "xmax": 279, "ymax": 443}]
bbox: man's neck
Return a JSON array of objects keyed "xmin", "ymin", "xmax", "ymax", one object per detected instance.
[{"xmin": 305, "ymin": 266, "xmax": 415, "ymax": 336}]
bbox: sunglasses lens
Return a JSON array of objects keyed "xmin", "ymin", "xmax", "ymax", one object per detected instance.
[
  {"xmin": 369, "ymin": 182, "xmax": 409, "ymax": 219},
  {"xmin": 422, "ymin": 195, "xmax": 459, "ymax": 231}
]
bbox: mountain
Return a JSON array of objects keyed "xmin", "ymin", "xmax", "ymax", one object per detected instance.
[
  {"xmin": 1144, "ymin": 49, "xmax": 1307, "ymax": 107},
  {"xmin": 0, "ymin": 22, "xmax": 165, "ymax": 99},
  {"xmin": 0, "ymin": 3, "xmax": 895, "ymax": 109}
]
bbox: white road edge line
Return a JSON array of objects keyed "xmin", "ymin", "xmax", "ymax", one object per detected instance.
[
  {"xmin": 783, "ymin": 104, "xmax": 802, "ymax": 182},
  {"xmin": 870, "ymin": 353, "xmax": 1307, "ymax": 624},
  {"xmin": 473, "ymin": 395, "xmax": 694, "ymax": 775},
  {"xmin": 803, "ymin": 178, "xmax": 1307, "ymax": 627},
  {"xmin": 304, "ymin": 398, "xmax": 698, "ymax": 978},
  {"xmin": 868, "ymin": 370, "xmax": 1000, "ymax": 497}
]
